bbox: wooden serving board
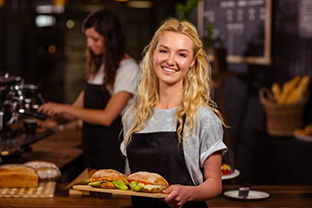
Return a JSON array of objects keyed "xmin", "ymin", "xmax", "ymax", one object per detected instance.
[
  {"xmin": 0, "ymin": 182, "xmax": 56, "ymax": 198},
  {"xmin": 73, "ymin": 185, "xmax": 167, "ymax": 198}
]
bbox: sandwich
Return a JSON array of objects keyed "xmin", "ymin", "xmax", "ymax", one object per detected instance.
[
  {"xmin": 88, "ymin": 169, "xmax": 129, "ymax": 190},
  {"xmin": 0, "ymin": 164, "xmax": 39, "ymax": 188},
  {"xmin": 127, "ymin": 171, "xmax": 169, "ymax": 193}
]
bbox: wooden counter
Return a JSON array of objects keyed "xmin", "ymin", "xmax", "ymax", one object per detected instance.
[
  {"xmin": 2, "ymin": 127, "xmax": 82, "ymax": 170},
  {"xmin": 0, "ymin": 184, "xmax": 311, "ymax": 208}
]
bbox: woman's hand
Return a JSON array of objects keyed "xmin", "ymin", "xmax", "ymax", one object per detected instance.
[
  {"xmin": 38, "ymin": 102, "xmax": 66, "ymax": 117},
  {"xmin": 163, "ymin": 185, "xmax": 193, "ymax": 208}
]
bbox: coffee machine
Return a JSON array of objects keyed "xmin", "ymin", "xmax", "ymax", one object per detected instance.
[
  {"xmin": 0, "ymin": 74, "xmax": 52, "ymax": 159},
  {"xmin": 0, "ymin": 75, "xmax": 46, "ymax": 134}
]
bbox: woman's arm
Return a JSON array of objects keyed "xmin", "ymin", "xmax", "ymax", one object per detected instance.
[
  {"xmin": 38, "ymin": 91, "xmax": 132, "ymax": 126},
  {"xmin": 38, "ymin": 92, "xmax": 85, "ymax": 129},
  {"xmin": 163, "ymin": 151, "xmax": 222, "ymax": 208}
]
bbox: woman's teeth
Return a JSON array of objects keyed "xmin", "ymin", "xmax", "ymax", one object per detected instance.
[{"xmin": 163, "ymin": 67, "xmax": 176, "ymax": 72}]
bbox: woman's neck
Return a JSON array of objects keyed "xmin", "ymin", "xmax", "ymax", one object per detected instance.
[{"xmin": 157, "ymin": 82, "xmax": 183, "ymax": 109}]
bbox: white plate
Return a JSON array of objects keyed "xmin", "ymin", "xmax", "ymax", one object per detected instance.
[
  {"xmin": 224, "ymin": 190, "xmax": 270, "ymax": 200},
  {"xmin": 294, "ymin": 132, "xmax": 312, "ymax": 142},
  {"xmin": 222, "ymin": 169, "xmax": 240, "ymax": 180}
]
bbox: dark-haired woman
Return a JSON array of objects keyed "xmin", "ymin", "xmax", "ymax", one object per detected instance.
[{"xmin": 38, "ymin": 9, "xmax": 140, "ymax": 172}]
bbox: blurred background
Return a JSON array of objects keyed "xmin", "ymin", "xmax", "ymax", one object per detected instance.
[{"xmin": 0, "ymin": 0, "xmax": 312, "ymax": 185}]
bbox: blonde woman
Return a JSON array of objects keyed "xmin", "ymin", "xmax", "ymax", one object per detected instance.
[{"xmin": 121, "ymin": 18, "xmax": 227, "ymax": 208}]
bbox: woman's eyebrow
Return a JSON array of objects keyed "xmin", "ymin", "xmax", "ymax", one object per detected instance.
[{"xmin": 158, "ymin": 45, "xmax": 190, "ymax": 53}]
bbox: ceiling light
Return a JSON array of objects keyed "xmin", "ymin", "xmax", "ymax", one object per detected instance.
[{"xmin": 126, "ymin": 1, "xmax": 152, "ymax": 8}]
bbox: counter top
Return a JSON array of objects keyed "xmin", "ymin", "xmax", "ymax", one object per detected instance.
[
  {"xmin": 2, "ymin": 127, "xmax": 82, "ymax": 170},
  {"xmin": 0, "ymin": 184, "xmax": 311, "ymax": 208}
]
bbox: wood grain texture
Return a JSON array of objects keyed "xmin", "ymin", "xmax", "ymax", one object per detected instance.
[
  {"xmin": 73, "ymin": 185, "xmax": 167, "ymax": 198},
  {"xmin": 0, "ymin": 182, "xmax": 56, "ymax": 198}
]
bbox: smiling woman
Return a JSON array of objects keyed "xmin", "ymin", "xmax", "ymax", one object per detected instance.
[{"xmin": 121, "ymin": 18, "xmax": 227, "ymax": 208}]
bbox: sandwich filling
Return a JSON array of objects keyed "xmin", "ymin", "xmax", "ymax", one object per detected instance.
[
  {"xmin": 89, "ymin": 180, "xmax": 129, "ymax": 190},
  {"xmin": 129, "ymin": 181, "xmax": 164, "ymax": 192}
]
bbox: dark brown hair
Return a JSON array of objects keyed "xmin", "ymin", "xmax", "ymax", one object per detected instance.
[{"xmin": 82, "ymin": 9, "xmax": 125, "ymax": 91}]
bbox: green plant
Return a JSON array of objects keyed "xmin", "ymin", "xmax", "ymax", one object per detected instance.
[
  {"xmin": 175, "ymin": 0, "xmax": 202, "ymax": 21},
  {"xmin": 204, "ymin": 23, "xmax": 224, "ymax": 50}
]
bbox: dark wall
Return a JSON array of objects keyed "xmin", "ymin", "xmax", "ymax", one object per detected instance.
[{"xmin": 223, "ymin": 0, "xmax": 312, "ymax": 185}]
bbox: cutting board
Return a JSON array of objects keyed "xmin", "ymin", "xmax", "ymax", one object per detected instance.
[
  {"xmin": 73, "ymin": 185, "xmax": 167, "ymax": 198},
  {"xmin": 0, "ymin": 182, "xmax": 56, "ymax": 198}
]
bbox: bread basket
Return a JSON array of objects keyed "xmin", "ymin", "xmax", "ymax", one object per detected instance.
[{"xmin": 259, "ymin": 87, "xmax": 307, "ymax": 137}]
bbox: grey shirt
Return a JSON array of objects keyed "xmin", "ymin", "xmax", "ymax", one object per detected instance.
[{"xmin": 121, "ymin": 105, "xmax": 227, "ymax": 185}]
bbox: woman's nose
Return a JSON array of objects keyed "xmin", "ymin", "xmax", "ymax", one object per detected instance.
[
  {"xmin": 87, "ymin": 39, "xmax": 93, "ymax": 47},
  {"xmin": 166, "ymin": 54, "xmax": 175, "ymax": 65}
]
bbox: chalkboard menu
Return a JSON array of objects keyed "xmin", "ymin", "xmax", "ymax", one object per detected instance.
[
  {"xmin": 299, "ymin": 0, "xmax": 312, "ymax": 38},
  {"xmin": 197, "ymin": 0, "xmax": 272, "ymax": 65}
]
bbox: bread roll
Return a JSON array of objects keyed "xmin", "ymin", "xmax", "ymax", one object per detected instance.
[
  {"xmin": 127, "ymin": 171, "xmax": 169, "ymax": 193},
  {"xmin": 24, "ymin": 160, "xmax": 61, "ymax": 181},
  {"xmin": 0, "ymin": 164, "xmax": 39, "ymax": 188},
  {"xmin": 89, "ymin": 169, "xmax": 129, "ymax": 190}
]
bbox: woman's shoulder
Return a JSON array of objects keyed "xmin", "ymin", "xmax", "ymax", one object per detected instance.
[
  {"xmin": 120, "ymin": 58, "xmax": 139, "ymax": 68},
  {"xmin": 195, "ymin": 105, "xmax": 222, "ymax": 127},
  {"xmin": 117, "ymin": 58, "xmax": 140, "ymax": 75}
]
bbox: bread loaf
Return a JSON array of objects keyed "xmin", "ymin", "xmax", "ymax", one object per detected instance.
[
  {"xmin": 0, "ymin": 164, "xmax": 39, "ymax": 188},
  {"xmin": 24, "ymin": 160, "xmax": 62, "ymax": 181}
]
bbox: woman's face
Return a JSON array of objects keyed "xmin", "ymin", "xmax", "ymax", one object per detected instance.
[
  {"xmin": 85, "ymin": 27, "xmax": 105, "ymax": 55},
  {"xmin": 153, "ymin": 31, "xmax": 195, "ymax": 88}
]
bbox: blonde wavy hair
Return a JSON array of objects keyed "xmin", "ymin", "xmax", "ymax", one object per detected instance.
[{"xmin": 123, "ymin": 18, "xmax": 224, "ymax": 145}]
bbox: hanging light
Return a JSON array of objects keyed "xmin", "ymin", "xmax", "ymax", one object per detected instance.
[
  {"xmin": 54, "ymin": 0, "xmax": 65, "ymax": 6},
  {"xmin": 126, "ymin": 0, "xmax": 153, "ymax": 9},
  {"xmin": 0, "ymin": 0, "xmax": 4, "ymax": 8}
]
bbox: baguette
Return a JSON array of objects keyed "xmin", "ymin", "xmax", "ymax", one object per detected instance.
[
  {"xmin": 279, "ymin": 76, "xmax": 301, "ymax": 104},
  {"xmin": 271, "ymin": 83, "xmax": 282, "ymax": 103},
  {"xmin": 0, "ymin": 164, "xmax": 39, "ymax": 188},
  {"xmin": 285, "ymin": 75, "xmax": 310, "ymax": 104}
]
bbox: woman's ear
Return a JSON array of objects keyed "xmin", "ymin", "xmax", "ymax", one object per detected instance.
[{"xmin": 190, "ymin": 58, "xmax": 196, "ymax": 68}]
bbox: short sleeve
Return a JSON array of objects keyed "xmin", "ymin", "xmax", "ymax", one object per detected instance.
[
  {"xmin": 113, "ymin": 59, "xmax": 140, "ymax": 96},
  {"xmin": 199, "ymin": 122, "xmax": 227, "ymax": 167},
  {"xmin": 195, "ymin": 107, "xmax": 227, "ymax": 167}
]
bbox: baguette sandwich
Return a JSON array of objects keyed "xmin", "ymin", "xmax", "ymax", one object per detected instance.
[
  {"xmin": 0, "ymin": 164, "xmax": 39, "ymax": 188},
  {"xmin": 127, "ymin": 171, "xmax": 169, "ymax": 193},
  {"xmin": 88, "ymin": 169, "xmax": 129, "ymax": 190}
]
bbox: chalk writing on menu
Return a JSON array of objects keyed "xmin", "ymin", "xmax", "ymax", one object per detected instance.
[
  {"xmin": 200, "ymin": 0, "xmax": 271, "ymax": 65},
  {"xmin": 299, "ymin": 0, "xmax": 312, "ymax": 38}
]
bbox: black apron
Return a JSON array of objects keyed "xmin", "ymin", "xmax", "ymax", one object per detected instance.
[
  {"xmin": 82, "ymin": 83, "xmax": 125, "ymax": 172},
  {"xmin": 127, "ymin": 115, "xmax": 208, "ymax": 208}
]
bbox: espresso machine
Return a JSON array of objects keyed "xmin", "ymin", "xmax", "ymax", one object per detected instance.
[{"xmin": 0, "ymin": 74, "xmax": 53, "ymax": 160}]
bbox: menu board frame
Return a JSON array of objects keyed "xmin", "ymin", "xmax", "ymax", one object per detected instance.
[{"xmin": 197, "ymin": 0, "xmax": 272, "ymax": 65}]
